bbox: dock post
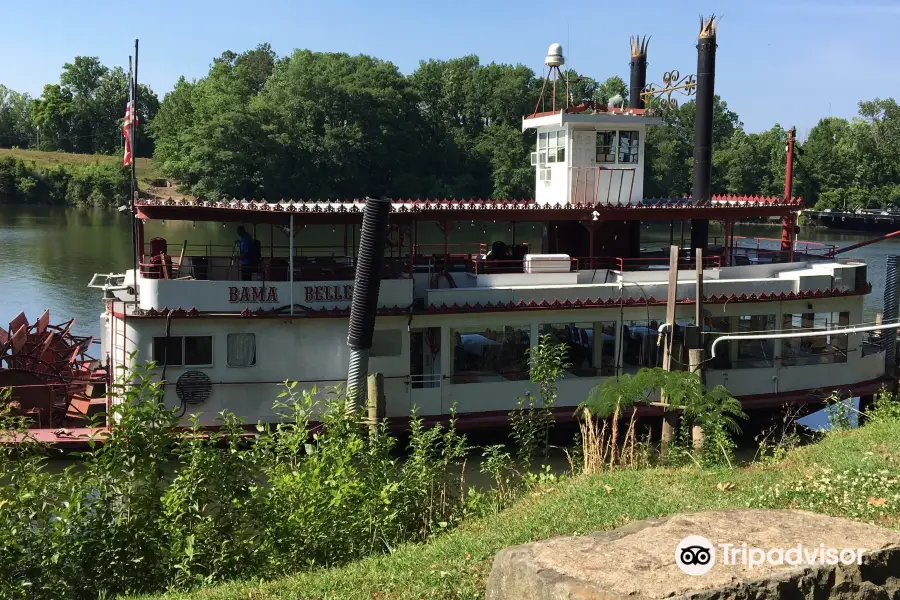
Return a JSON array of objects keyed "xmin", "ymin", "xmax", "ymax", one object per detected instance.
[
  {"xmin": 661, "ymin": 245, "xmax": 679, "ymax": 456},
  {"xmin": 689, "ymin": 349, "xmax": 705, "ymax": 450},
  {"xmin": 367, "ymin": 373, "xmax": 385, "ymax": 439}
]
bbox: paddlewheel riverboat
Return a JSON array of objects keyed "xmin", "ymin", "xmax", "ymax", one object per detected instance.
[{"xmin": 1, "ymin": 22, "xmax": 893, "ymax": 443}]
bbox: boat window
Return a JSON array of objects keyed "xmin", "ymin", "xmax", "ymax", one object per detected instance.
[
  {"xmin": 227, "ymin": 333, "xmax": 257, "ymax": 367},
  {"xmin": 595, "ymin": 131, "xmax": 616, "ymax": 163},
  {"xmin": 152, "ymin": 337, "xmax": 183, "ymax": 367},
  {"xmin": 736, "ymin": 315, "xmax": 776, "ymax": 368},
  {"xmin": 370, "ymin": 330, "xmax": 403, "ymax": 357},
  {"xmin": 538, "ymin": 132, "xmax": 548, "ymax": 150},
  {"xmin": 706, "ymin": 315, "xmax": 777, "ymax": 369},
  {"xmin": 621, "ymin": 320, "xmax": 662, "ymax": 373},
  {"xmin": 706, "ymin": 316, "xmax": 732, "ymax": 369},
  {"xmin": 618, "ymin": 130, "xmax": 639, "ymax": 164},
  {"xmin": 451, "ymin": 326, "xmax": 530, "ymax": 384},
  {"xmin": 539, "ymin": 322, "xmax": 616, "ymax": 376},
  {"xmin": 152, "ymin": 335, "xmax": 213, "ymax": 367},
  {"xmin": 782, "ymin": 312, "xmax": 849, "ymax": 366},
  {"xmin": 546, "ymin": 130, "xmax": 565, "ymax": 163}
]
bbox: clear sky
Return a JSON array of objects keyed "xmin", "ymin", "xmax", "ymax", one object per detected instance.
[{"xmin": 1, "ymin": 0, "xmax": 898, "ymax": 135}]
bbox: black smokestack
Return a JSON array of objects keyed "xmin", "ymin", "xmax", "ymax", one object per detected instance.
[
  {"xmin": 690, "ymin": 15, "xmax": 718, "ymax": 254},
  {"xmin": 629, "ymin": 35, "xmax": 649, "ymax": 109}
]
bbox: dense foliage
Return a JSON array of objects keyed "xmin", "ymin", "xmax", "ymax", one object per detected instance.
[
  {"xmin": 1, "ymin": 46, "xmax": 898, "ymax": 209},
  {"xmin": 0, "ymin": 368, "xmax": 482, "ymax": 599},
  {"xmin": 0, "ymin": 155, "xmax": 130, "ymax": 207}
]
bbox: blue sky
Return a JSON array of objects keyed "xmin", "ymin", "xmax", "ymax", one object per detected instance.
[{"xmin": 1, "ymin": 0, "xmax": 898, "ymax": 135}]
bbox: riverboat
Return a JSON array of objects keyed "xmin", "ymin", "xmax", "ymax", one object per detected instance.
[{"xmin": 0, "ymin": 23, "xmax": 892, "ymax": 443}]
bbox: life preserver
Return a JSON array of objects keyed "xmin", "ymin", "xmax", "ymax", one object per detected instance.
[{"xmin": 430, "ymin": 270, "xmax": 457, "ymax": 289}]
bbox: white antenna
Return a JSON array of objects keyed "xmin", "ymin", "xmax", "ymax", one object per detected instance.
[{"xmin": 566, "ymin": 20, "xmax": 571, "ymax": 104}]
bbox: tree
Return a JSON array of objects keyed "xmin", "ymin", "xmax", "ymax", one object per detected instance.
[
  {"xmin": 0, "ymin": 86, "xmax": 33, "ymax": 148},
  {"xmin": 30, "ymin": 84, "xmax": 75, "ymax": 151},
  {"xmin": 596, "ymin": 76, "xmax": 627, "ymax": 105},
  {"xmin": 644, "ymin": 95, "xmax": 742, "ymax": 198}
]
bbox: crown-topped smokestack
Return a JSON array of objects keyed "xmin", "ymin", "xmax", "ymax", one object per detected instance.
[
  {"xmin": 629, "ymin": 35, "xmax": 650, "ymax": 110},
  {"xmin": 690, "ymin": 15, "xmax": 719, "ymax": 254}
]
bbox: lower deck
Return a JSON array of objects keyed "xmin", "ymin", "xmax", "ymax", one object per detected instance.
[{"xmin": 103, "ymin": 292, "xmax": 889, "ymax": 427}]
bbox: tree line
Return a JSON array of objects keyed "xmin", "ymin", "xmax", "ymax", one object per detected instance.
[
  {"xmin": 0, "ymin": 57, "xmax": 158, "ymax": 157},
  {"xmin": 1, "ymin": 43, "xmax": 898, "ymax": 210}
]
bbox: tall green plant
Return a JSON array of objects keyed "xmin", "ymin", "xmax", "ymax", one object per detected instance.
[{"xmin": 509, "ymin": 334, "xmax": 570, "ymax": 468}]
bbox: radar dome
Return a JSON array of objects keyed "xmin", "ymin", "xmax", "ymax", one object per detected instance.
[{"xmin": 544, "ymin": 43, "xmax": 565, "ymax": 67}]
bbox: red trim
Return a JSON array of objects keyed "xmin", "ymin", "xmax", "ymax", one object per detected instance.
[
  {"xmin": 133, "ymin": 197, "xmax": 803, "ymax": 225},
  {"xmin": 11, "ymin": 375, "xmax": 889, "ymax": 447},
  {"xmin": 113, "ymin": 286, "xmax": 870, "ymax": 320},
  {"xmin": 525, "ymin": 103, "xmax": 650, "ymax": 119}
]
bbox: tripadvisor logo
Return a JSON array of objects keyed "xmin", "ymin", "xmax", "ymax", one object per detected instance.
[
  {"xmin": 675, "ymin": 535, "xmax": 868, "ymax": 576},
  {"xmin": 676, "ymin": 535, "xmax": 716, "ymax": 576}
]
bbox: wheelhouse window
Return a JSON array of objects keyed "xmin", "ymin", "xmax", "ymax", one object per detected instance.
[
  {"xmin": 618, "ymin": 131, "xmax": 640, "ymax": 164},
  {"xmin": 596, "ymin": 131, "xmax": 616, "ymax": 163},
  {"xmin": 152, "ymin": 335, "xmax": 213, "ymax": 367},
  {"xmin": 370, "ymin": 329, "xmax": 403, "ymax": 357},
  {"xmin": 545, "ymin": 130, "xmax": 565, "ymax": 163},
  {"xmin": 452, "ymin": 326, "xmax": 530, "ymax": 383},
  {"xmin": 226, "ymin": 333, "xmax": 256, "ymax": 367},
  {"xmin": 539, "ymin": 322, "xmax": 616, "ymax": 376},
  {"xmin": 782, "ymin": 312, "xmax": 849, "ymax": 366}
]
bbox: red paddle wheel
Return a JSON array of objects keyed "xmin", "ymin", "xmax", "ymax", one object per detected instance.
[{"xmin": 0, "ymin": 310, "xmax": 101, "ymax": 429}]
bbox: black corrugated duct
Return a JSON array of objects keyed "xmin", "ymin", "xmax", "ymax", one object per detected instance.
[{"xmin": 346, "ymin": 196, "xmax": 392, "ymax": 407}]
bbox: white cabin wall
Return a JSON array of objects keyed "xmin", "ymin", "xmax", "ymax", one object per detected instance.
[
  {"xmin": 110, "ymin": 288, "xmax": 877, "ymax": 423},
  {"xmin": 119, "ymin": 315, "xmax": 409, "ymax": 426},
  {"xmin": 534, "ymin": 127, "xmax": 569, "ymax": 205}
]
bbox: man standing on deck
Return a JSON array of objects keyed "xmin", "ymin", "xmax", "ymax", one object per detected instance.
[{"xmin": 237, "ymin": 226, "xmax": 259, "ymax": 281}]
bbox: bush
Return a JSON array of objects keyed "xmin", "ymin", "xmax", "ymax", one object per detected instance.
[
  {"xmin": 0, "ymin": 155, "xmax": 130, "ymax": 207},
  {"xmin": 0, "ymin": 369, "xmax": 483, "ymax": 599}
]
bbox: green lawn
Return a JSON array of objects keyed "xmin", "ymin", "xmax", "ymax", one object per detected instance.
[
  {"xmin": 0, "ymin": 148, "xmax": 160, "ymax": 188},
  {"xmin": 134, "ymin": 419, "xmax": 900, "ymax": 600}
]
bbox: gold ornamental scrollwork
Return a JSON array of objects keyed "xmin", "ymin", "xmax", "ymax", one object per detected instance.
[{"xmin": 640, "ymin": 69, "xmax": 697, "ymax": 109}]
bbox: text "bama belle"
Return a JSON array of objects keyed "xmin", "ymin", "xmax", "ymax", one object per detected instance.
[{"xmin": 227, "ymin": 285, "xmax": 354, "ymax": 303}]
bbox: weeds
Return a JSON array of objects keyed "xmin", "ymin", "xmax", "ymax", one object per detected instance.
[
  {"xmin": 509, "ymin": 334, "xmax": 570, "ymax": 470},
  {"xmin": 579, "ymin": 368, "xmax": 746, "ymax": 471},
  {"xmin": 869, "ymin": 387, "xmax": 900, "ymax": 423},
  {"xmin": 754, "ymin": 404, "xmax": 806, "ymax": 464},
  {"xmin": 0, "ymin": 369, "xmax": 490, "ymax": 599}
]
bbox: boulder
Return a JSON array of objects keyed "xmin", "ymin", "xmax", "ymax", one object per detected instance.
[{"xmin": 486, "ymin": 509, "xmax": 900, "ymax": 599}]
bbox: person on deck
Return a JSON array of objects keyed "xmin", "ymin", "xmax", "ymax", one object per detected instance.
[{"xmin": 237, "ymin": 226, "xmax": 260, "ymax": 281}]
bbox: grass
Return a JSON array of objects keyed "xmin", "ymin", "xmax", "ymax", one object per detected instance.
[
  {"xmin": 134, "ymin": 419, "xmax": 900, "ymax": 600},
  {"xmin": 0, "ymin": 148, "xmax": 160, "ymax": 189}
]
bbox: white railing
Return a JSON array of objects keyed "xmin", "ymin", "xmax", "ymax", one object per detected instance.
[{"xmin": 409, "ymin": 373, "xmax": 442, "ymax": 388}]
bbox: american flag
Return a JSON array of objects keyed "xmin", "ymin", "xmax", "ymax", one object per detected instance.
[{"xmin": 122, "ymin": 75, "xmax": 139, "ymax": 166}]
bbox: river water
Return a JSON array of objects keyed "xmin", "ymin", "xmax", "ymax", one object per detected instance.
[{"xmin": 0, "ymin": 205, "xmax": 896, "ymax": 340}]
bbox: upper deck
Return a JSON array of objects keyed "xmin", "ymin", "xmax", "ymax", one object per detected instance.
[{"xmin": 128, "ymin": 229, "xmax": 867, "ymax": 316}]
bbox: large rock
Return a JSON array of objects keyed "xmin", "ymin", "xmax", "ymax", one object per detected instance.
[{"xmin": 486, "ymin": 509, "xmax": 900, "ymax": 599}]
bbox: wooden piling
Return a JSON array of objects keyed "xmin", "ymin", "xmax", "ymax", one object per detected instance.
[
  {"xmin": 689, "ymin": 348, "xmax": 705, "ymax": 450},
  {"xmin": 366, "ymin": 373, "xmax": 385, "ymax": 438},
  {"xmin": 661, "ymin": 245, "xmax": 679, "ymax": 455}
]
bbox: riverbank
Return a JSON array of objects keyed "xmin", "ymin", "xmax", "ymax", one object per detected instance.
[
  {"xmin": 136, "ymin": 413, "xmax": 900, "ymax": 600},
  {"xmin": 0, "ymin": 148, "xmax": 159, "ymax": 207}
]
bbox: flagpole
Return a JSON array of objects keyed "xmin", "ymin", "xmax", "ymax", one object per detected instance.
[{"xmin": 130, "ymin": 40, "xmax": 139, "ymax": 307}]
